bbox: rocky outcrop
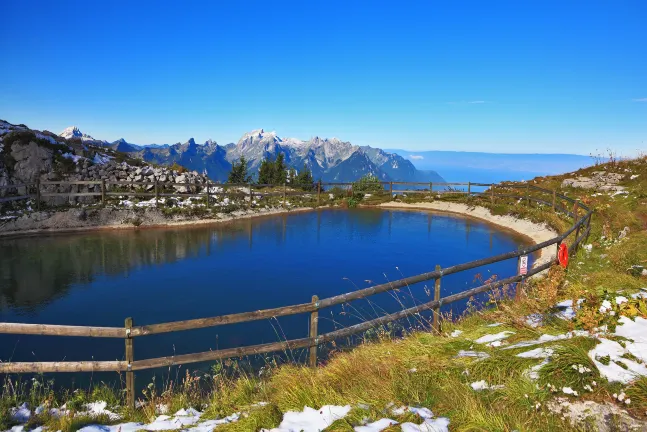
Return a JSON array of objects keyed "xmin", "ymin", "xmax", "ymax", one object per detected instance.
[
  {"xmin": 39, "ymin": 159, "xmax": 210, "ymax": 206},
  {"xmin": 0, "ymin": 120, "xmax": 212, "ymax": 208},
  {"xmin": 10, "ymin": 141, "xmax": 53, "ymax": 185},
  {"xmin": 561, "ymin": 171, "xmax": 626, "ymax": 193}
]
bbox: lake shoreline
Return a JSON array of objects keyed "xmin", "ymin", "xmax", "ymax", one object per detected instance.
[
  {"xmin": 0, "ymin": 201, "xmax": 559, "ymax": 268},
  {"xmin": 0, "ymin": 206, "xmax": 315, "ymax": 239},
  {"xmin": 377, "ymin": 201, "xmax": 558, "ymax": 268}
]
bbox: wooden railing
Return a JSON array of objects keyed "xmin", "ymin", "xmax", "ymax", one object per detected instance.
[
  {"xmin": 0, "ymin": 182, "xmax": 593, "ymax": 409},
  {"xmin": 0, "ymin": 179, "xmax": 550, "ymax": 210}
]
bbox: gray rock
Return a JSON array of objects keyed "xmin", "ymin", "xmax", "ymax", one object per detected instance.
[
  {"xmin": 10, "ymin": 141, "xmax": 54, "ymax": 184},
  {"xmin": 619, "ymin": 226, "xmax": 630, "ymax": 240}
]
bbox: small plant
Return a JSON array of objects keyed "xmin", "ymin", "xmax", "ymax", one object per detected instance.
[
  {"xmin": 346, "ymin": 197, "xmax": 360, "ymax": 208},
  {"xmin": 170, "ymin": 162, "xmax": 187, "ymax": 173},
  {"xmin": 538, "ymin": 341, "xmax": 599, "ymax": 394},
  {"xmin": 352, "ymin": 174, "xmax": 383, "ymax": 193}
]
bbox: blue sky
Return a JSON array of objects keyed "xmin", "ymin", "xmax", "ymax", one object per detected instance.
[{"xmin": 1, "ymin": 1, "xmax": 645, "ymax": 155}]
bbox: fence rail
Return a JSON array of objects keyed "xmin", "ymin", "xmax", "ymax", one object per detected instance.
[
  {"xmin": 0, "ymin": 181, "xmax": 593, "ymax": 409},
  {"xmin": 0, "ymin": 179, "xmax": 522, "ymax": 207}
]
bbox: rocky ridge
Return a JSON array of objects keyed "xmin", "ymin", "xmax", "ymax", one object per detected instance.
[
  {"xmin": 63, "ymin": 126, "xmax": 445, "ymax": 184},
  {"xmin": 0, "ymin": 120, "xmax": 209, "ymax": 206}
]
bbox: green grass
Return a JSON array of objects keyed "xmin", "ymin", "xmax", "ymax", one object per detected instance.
[{"xmin": 537, "ymin": 339, "xmax": 599, "ymax": 393}]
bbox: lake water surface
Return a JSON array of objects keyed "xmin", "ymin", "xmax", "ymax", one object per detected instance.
[{"xmin": 0, "ymin": 209, "xmax": 533, "ymax": 383}]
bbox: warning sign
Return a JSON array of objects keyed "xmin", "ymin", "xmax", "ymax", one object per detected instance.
[{"xmin": 519, "ymin": 255, "xmax": 529, "ymax": 275}]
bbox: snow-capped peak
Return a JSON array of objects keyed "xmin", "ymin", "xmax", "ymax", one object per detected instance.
[
  {"xmin": 59, "ymin": 126, "xmax": 96, "ymax": 141},
  {"xmin": 240, "ymin": 129, "xmax": 278, "ymax": 141},
  {"xmin": 281, "ymin": 137, "xmax": 305, "ymax": 147}
]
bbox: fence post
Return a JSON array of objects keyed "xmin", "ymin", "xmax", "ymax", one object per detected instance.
[
  {"xmin": 490, "ymin": 184, "xmax": 495, "ymax": 204},
  {"xmin": 574, "ymin": 219, "xmax": 582, "ymax": 254},
  {"xmin": 317, "ymin": 181, "xmax": 321, "ymax": 207},
  {"xmin": 389, "ymin": 181, "xmax": 393, "ymax": 197},
  {"xmin": 309, "ymin": 295, "xmax": 319, "ymax": 368},
  {"xmin": 467, "ymin": 181, "xmax": 471, "ymax": 197},
  {"xmin": 248, "ymin": 183, "xmax": 253, "ymax": 209},
  {"xmin": 154, "ymin": 180, "xmax": 159, "ymax": 207},
  {"xmin": 124, "ymin": 317, "xmax": 135, "ymax": 410},
  {"xmin": 429, "ymin": 182, "xmax": 433, "ymax": 194},
  {"xmin": 585, "ymin": 212, "xmax": 592, "ymax": 243},
  {"xmin": 433, "ymin": 264, "xmax": 442, "ymax": 334},
  {"xmin": 101, "ymin": 179, "xmax": 106, "ymax": 207},
  {"xmin": 283, "ymin": 183, "xmax": 286, "ymax": 208},
  {"xmin": 552, "ymin": 189, "xmax": 557, "ymax": 212},
  {"xmin": 516, "ymin": 256, "xmax": 524, "ymax": 301},
  {"xmin": 36, "ymin": 180, "xmax": 41, "ymax": 212},
  {"xmin": 525, "ymin": 183, "xmax": 530, "ymax": 206},
  {"xmin": 572, "ymin": 200, "xmax": 579, "ymax": 219}
]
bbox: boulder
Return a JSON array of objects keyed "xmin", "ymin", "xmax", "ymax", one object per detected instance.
[{"xmin": 10, "ymin": 141, "xmax": 54, "ymax": 184}]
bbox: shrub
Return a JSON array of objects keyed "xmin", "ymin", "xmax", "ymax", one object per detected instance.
[
  {"xmin": 170, "ymin": 162, "xmax": 187, "ymax": 174},
  {"xmin": 352, "ymin": 174, "xmax": 383, "ymax": 193}
]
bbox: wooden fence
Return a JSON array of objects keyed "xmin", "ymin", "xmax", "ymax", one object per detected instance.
[
  {"xmin": 0, "ymin": 181, "xmax": 593, "ymax": 409},
  {"xmin": 0, "ymin": 179, "xmax": 549, "ymax": 210}
]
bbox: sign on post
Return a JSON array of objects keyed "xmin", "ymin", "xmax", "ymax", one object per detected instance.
[{"xmin": 519, "ymin": 255, "xmax": 528, "ymax": 275}]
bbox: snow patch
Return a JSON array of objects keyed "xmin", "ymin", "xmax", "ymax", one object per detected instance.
[
  {"xmin": 516, "ymin": 347, "xmax": 554, "ymax": 359},
  {"xmin": 264, "ymin": 405, "xmax": 351, "ymax": 432},
  {"xmin": 354, "ymin": 418, "xmax": 398, "ymax": 431},
  {"xmin": 456, "ymin": 350, "xmax": 490, "ymax": 359},
  {"xmin": 589, "ymin": 316, "xmax": 647, "ymax": 383},
  {"xmin": 470, "ymin": 380, "xmax": 504, "ymax": 391},
  {"xmin": 474, "ymin": 331, "xmax": 514, "ymax": 345}
]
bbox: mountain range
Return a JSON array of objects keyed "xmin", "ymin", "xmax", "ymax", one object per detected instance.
[{"xmin": 59, "ymin": 127, "xmax": 445, "ymax": 184}]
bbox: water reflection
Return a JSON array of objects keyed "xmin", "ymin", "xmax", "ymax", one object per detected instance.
[{"xmin": 0, "ymin": 209, "xmax": 532, "ymax": 371}]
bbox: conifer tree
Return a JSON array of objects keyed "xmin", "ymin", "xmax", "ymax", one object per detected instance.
[
  {"xmin": 274, "ymin": 153, "xmax": 287, "ymax": 184},
  {"xmin": 258, "ymin": 158, "xmax": 274, "ymax": 185},
  {"xmin": 227, "ymin": 156, "xmax": 252, "ymax": 183}
]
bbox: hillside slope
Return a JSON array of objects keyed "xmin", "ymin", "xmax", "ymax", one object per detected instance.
[{"xmin": 2, "ymin": 156, "xmax": 646, "ymax": 431}]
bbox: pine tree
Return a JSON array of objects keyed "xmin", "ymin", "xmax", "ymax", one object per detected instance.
[
  {"xmin": 294, "ymin": 163, "xmax": 315, "ymax": 191},
  {"xmin": 258, "ymin": 158, "xmax": 274, "ymax": 185},
  {"xmin": 227, "ymin": 156, "xmax": 253, "ymax": 184},
  {"xmin": 274, "ymin": 153, "xmax": 287, "ymax": 184}
]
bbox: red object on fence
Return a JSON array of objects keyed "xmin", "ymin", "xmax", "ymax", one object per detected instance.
[{"xmin": 558, "ymin": 243, "xmax": 569, "ymax": 268}]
